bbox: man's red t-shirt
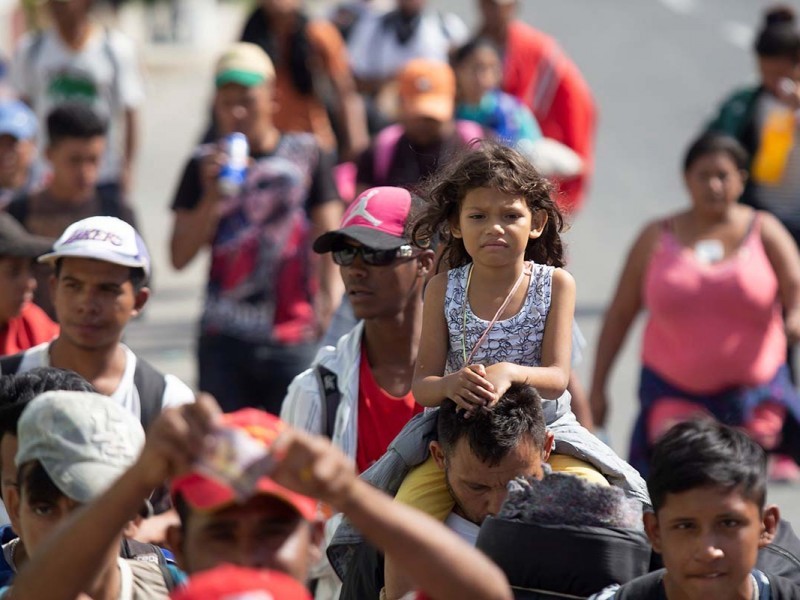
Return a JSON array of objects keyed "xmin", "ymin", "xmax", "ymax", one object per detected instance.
[
  {"xmin": 0, "ymin": 302, "xmax": 59, "ymax": 357},
  {"xmin": 502, "ymin": 20, "xmax": 596, "ymax": 213},
  {"xmin": 355, "ymin": 347, "xmax": 423, "ymax": 474}
]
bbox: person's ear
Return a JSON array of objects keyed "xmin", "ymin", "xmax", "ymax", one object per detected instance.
[
  {"xmin": 541, "ymin": 431, "xmax": 554, "ymax": 462},
  {"xmin": 449, "ymin": 216, "xmax": 462, "ymax": 239},
  {"xmin": 643, "ymin": 511, "xmax": 663, "ymax": 554},
  {"xmin": 5, "ymin": 485, "xmax": 21, "ymax": 534},
  {"xmin": 165, "ymin": 524, "xmax": 186, "ymax": 569},
  {"xmin": 417, "ymin": 249, "xmax": 435, "ymax": 277},
  {"xmin": 429, "ymin": 441, "xmax": 447, "ymax": 471},
  {"xmin": 131, "ymin": 287, "xmax": 150, "ymax": 317},
  {"xmin": 739, "ymin": 169, "xmax": 749, "ymax": 185},
  {"xmin": 759, "ymin": 504, "xmax": 781, "ymax": 548},
  {"xmin": 529, "ymin": 209, "xmax": 548, "ymax": 240}
]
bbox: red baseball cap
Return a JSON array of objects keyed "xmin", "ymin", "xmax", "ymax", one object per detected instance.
[
  {"xmin": 313, "ymin": 186, "xmax": 414, "ymax": 252},
  {"xmin": 170, "ymin": 564, "xmax": 312, "ymax": 600},
  {"xmin": 170, "ymin": 409, "xmax": 317, "ymax": 521}
]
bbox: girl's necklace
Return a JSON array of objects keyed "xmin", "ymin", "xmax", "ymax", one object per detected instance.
[{"xmin": 462, "ymin": 261, "xmax": 532, "ymax": 365}]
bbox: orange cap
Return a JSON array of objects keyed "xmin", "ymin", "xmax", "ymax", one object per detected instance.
[{"xmin": 397, "ymin": 59, "xmax": 456, "ymax": 122}]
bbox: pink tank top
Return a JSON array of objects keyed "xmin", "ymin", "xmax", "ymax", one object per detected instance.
[{"xmin": 642, "ymin": 214, "xmax": 786, "ymax": 393}]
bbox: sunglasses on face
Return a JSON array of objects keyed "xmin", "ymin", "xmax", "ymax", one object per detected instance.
[{"xmin": 332, "ymin": 244, "xmax": 416, "ymax": 266}]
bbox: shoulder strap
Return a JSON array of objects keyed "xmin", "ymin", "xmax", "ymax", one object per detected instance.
[
  {"xmin": 6, "ymin": 194, "xmax": 30, "ymax": 226},
  {"xmin": 158, "ymin": 564, "xmax": 178, "ymax": 592},
  {"xmin": 133, "ymin": 358, "xmax": 167, "ymax": 432},
  {"xmin": 102, "ymin": 26, "xmax": 120, "ymax": 106},
  {"xmin": 373, "ymin": 124, "xmax": 405, "ymax": 183},
  {"xmin": 455, "ymin": 120, "xmax": 485, "ymax": 146},
  {"xmin": 314, "ymin": 365, "xmax": 341, "ymax": 439},
  {"xmin": 24, "ymin": 30, "xmax": 46, "ymax": 77},
  {"xmin": 0, "ymin": 353, "xmax": 24, "ymax": 377}
]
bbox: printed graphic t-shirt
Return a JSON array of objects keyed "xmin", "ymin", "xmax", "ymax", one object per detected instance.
[
  {"xmin": 171, "ymin": 133, "xmax": 338, "ymax": 345},
  {"xmin": 355, "ymin": 346, "xmax": 423, "ymax": 473}
]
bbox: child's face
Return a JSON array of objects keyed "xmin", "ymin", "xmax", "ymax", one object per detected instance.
[
  {"xmin": 644, "ymin": 485, "xmax": 775, "ymax": 600},
  {"xmin": 18, "ymin": 484, "xmax": 81, "ymax": 557},
  {"xmin": 456, "ymin": 47, "xmax": 502, "ymax": 104},
  {"xmin": 451, "ymin": 187, "xmax": 546, "ymax": 269}
]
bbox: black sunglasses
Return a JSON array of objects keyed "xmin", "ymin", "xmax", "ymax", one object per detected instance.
[{"xmin": 332, "ymin": 244, "xmax": 416, "ymax": 266}]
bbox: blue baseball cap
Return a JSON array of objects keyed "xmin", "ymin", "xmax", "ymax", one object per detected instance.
[{"xmin": 0, "ymin": 100, "xmax": 37, "ymax": 140}]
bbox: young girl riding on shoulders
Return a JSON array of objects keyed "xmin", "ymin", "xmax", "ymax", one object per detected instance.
[{"xmin": 411, "ymin": 141, "xmax": 575, "ymax": 410}]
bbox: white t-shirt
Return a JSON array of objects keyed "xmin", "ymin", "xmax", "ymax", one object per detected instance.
[
  {"xmin": 6, "ymin": 342, "xmax": 194, "ymax": 423},
  {"xmin": 444, "ymin": 511, "xmax": 480, "ymax": 547},
  {"xmin": 347, "ymin": 10, "xmax": 468, "ymax": 80},
  {"xmin": 11, "ymin": 26, "xmax": 145, "ymax": 183}
]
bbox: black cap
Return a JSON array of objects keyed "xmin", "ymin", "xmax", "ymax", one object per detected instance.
[{"xmin": 0, "ymin": 213, "xmax": 53, "ymax": 258}]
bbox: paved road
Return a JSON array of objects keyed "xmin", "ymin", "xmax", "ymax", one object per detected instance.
[{"xmin": 124, "ymin": 0, "xmax": 800, "ymax": 522}]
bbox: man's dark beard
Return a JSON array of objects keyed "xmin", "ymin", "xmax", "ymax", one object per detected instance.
[{"xmin": 444, "ymin": 468, "xmax": 482, "ymax": 526}]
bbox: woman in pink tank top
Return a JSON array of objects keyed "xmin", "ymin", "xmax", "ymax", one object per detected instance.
[{"xmin": 589, "ymin": 132, "xmax": 800, "ymax": 478}]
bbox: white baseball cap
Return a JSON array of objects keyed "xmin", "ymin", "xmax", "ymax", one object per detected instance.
[
  {"xmin": 38, "ymin": 216, "xmax": 151, "ymax": 277},
  {"xmin": 15, "ymin": 391, "xmax": 145, "ymax": 503}
]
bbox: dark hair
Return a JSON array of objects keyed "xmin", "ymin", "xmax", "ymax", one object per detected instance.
[
  {"xmin": 18, "ymin": 461, "xmax": 66, "ymax": 507},
  {"xmin": 755, "ymin": 6, "xmax": 800, "ymax": 61},
  {"xmin": 412, "ymin": 141, "xmax": 565, "ymax": 269},
  {"xmin": 54, "ymin": 257, "xmax": 149, "ymax": 293},
  {"xmin": 437, "ymin": 383, "xmax": 547, "ymax": 467},
  {"xmin": 0, "ymin": 367, "xmax": 94, "ymax": 439},
  {"xmin": 647, "ymin": 420, "xmax": 767, "ymax": 513},
  {"xmin": 451, "ymin": 37, "xmax": 500, "ymax": 68},
  {"xmin": 682, "ymin": 131, "xmax": 749, "ymax": 173},
  {"xmin": 241, "ymin": 7, "xmax": 313, "ymax": 96},
  {"xmin": 46, "ymin": 103, "xmax": 108, "ymax": 147}
]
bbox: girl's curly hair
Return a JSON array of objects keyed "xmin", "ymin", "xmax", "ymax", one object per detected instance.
[{"xmin": 410, "ymin": 141, "xmax": 566, "ymax": 269}]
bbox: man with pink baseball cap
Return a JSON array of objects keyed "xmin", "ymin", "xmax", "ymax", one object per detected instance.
[{"xmin": 282, "ymin": 185, "xmax": 434, "ymax": 599}]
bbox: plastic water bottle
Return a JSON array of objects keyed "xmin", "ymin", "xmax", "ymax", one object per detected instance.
[{"xmin": 218, "ymin": 133, "xmax": 249, "ymax": 196}]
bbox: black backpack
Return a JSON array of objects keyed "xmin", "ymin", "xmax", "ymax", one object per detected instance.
[{"xmin": 0, "ymin": 352, "xmax": 167, "ymax": 433}]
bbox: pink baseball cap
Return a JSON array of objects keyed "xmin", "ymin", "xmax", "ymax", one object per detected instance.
[{"xmin": 313, "ymin": 186, "xmax": 413, "ymax": 252}]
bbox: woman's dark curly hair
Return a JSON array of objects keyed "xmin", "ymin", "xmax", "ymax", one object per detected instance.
[{"xmin": 410, "ymin": 141, "xmax": 566, "ymax": 269}]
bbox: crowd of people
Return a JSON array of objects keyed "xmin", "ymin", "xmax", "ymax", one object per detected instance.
[{"xmin": 0, "ymin": 0, "xmax": 797, "ymax": 598}]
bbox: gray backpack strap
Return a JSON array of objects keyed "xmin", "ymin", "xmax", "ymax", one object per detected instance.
[
  {"xmin": 133, "ymin": 358, "xmax": 167, "ymax": 433},
  {"xmin": 315, "ymin": 365, "xmax": 341, "ymax": 439}
]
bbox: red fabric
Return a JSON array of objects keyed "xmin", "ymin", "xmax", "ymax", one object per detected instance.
[
  {"xmin": 0, "ymin": 302, "xmax": 59, "ymax": 357},
  {"xmin": 355, "ymin": 347, "xmax": 423, "ymax": 474},
  {"xmin": 502, "ymin": 21, "xmax": 597, "ymax": 213}
]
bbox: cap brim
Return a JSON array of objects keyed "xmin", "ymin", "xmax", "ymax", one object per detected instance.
[
  {"xmin": 0, "ymin": 127, "xmax": 32, "ymax": 140},
  {"xmin": 37, "ymin": 249, "xmax": 149, "ymax": 275},
  {"xmin": 313, "ymin": 226, "xmax": 408, "ymax": 253},
  {"xmin": 42, "ymin": 460, "xmax": 127, "ymax": 504},
  {"xmin": 171, "ymin": 473, "xmax": 317, "ymax": 521},
  {"xmin": 0, "ymin": 237, "xmax": 52, "ymax": 259},
  {"xmin": 402, "ymin": 94, "xmax": 454, "ymax": 122},
  {"xmin": 215, "ymin": 70, "xmax": 266, "ymax": 88}
]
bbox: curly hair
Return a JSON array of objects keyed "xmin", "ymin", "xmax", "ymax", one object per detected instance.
[{"xmin": 410, "ymin": 141, "xmax": 566, "ymax": 269}]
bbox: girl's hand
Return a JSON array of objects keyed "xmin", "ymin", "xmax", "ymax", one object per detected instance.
[
  {"xmin": 483, "ymin": 363, "xmax": 517, "ymax": 405},
  {"xmin": 445, "ymin": 364, "xmax": 495, "ymax": 412}
]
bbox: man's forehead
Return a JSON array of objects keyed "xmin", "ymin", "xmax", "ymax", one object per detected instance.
[
  {"xmin": 450, "ymin": 437, "xmax": 541, "ymax": 481},
  {"xmin": 196, "ymin": 495, "xmax": 303, "ymax": 525},
  {"xmin": 59, "ymin": 257, "xmax": 131, "ymax": 282}
]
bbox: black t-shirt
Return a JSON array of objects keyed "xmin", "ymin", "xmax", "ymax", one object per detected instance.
[{"xmin": 171, "ymin": 132, "xmax": 338, "ymax": 344}]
